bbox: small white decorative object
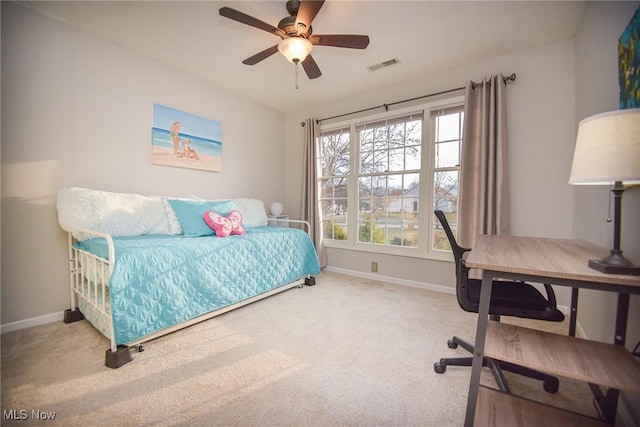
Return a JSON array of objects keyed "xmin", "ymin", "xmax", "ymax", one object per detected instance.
[{"xmin": 270, "ymin": 202, "xmax": 284, "ymax": 216}]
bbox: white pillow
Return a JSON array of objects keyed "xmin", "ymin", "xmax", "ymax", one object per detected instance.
[
  {"xmin": 161, "ymin": 197, "xmax": 183, "ymax": 235},
  {"xmin": 233, "ymin": 198, "xmax": 269, "ymax": 227},
  {"xmin": 57, "ymin": 187, "xmax": 172, "ymax": 240}
]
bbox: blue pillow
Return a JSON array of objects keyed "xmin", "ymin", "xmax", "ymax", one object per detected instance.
[{"xmin": 167, "ymin": 199, "xmax": 236, "ymax": 237}]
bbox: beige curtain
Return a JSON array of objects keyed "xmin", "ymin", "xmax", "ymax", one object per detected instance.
[
  {"xmin": 301, "ymin": 118, "xmax": 327, "ymax": 268},
  {"xmin": 458, "ymin": 74, "xmax": 510, "ymax": 249}
]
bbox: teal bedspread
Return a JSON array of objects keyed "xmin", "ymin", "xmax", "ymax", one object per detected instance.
[{"xmin": 75, "ymin": 227, "xmax": 321, "ymax": 344}]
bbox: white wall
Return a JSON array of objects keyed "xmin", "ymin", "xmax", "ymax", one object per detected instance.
[
  {"xmin": 1, "ymin": 2, "xmax": 286, "ymax": 325},
  {"xmin": 285, "ymin": 39, "xmax": 577, "ymax": 306},
  {"xmin": 573, "ymin": 2, "xmax": 640, "ymax": 424}
]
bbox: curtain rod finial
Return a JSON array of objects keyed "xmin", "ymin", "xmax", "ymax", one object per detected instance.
[{"xmin": 301, "ymin": 121, "xmax": 305, "ymax": 127}]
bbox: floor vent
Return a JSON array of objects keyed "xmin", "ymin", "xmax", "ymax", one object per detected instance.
[{"xmin": 367, "ymin": 58, "xmax": 399, "ymax": 72}]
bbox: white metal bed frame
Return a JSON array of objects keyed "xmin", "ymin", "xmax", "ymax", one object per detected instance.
[{"xmin": 64, "ymin": 219, "xmax": 315, "ymax": 368}]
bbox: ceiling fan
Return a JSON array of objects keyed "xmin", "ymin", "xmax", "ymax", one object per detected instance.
[{"xmin": 219, "ymin": 0, "xmax": 370, "ymax": 80}]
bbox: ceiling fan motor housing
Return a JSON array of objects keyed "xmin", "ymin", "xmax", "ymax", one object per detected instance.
[{"xmin": 279, "ymin": 15, "xmax": 311, "ymax": 38}]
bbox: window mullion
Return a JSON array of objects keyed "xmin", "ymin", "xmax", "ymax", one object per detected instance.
[
  {"xmin": 348, "ymin": 123, "xmax": 358, "ymax": 245},
  {"xmin": 420, "ymin": 110, "xmax": 433, "ymax": 252}
]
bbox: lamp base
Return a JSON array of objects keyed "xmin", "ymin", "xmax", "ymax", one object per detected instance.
[{"xmin": 588, "ymin": 259, "xmax": 640, "ymax": 276}]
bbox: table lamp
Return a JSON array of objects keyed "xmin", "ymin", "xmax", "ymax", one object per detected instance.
[
  {"xmin": 270, "ymin": 202, "xmax": 284, "ymax": 216},
  {"xmin": 569, "ymin": 108, "xmax": 640, "ymax": 275}
]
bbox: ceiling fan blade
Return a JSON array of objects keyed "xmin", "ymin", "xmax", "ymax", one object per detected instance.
[
  {"xmin": 219, "ymin": 7, "xmax": 285, "ymax": 38},
  {"xmin": 310, "ymin": 34, "xmax": 370, "ymax": 49},
  {"xmin": 242, "ymin": 45, "xmax": 279, "ymax": 65},
  {"xmin": 302, "ymin": 55, "xmax": 322, "ymax": 79},
  {"xmin": 295, "ymin": 0, "xmax": 325, "ymax": 35}
]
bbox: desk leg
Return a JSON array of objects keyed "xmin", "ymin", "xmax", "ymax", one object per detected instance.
[
  {"xmin": 614, "ymin": 293, "xmax": 629, "ymax": 346},
  {"xmin": 569, "ymin": 288, "xmax": 578, "ymax": 337},
  {"xmin": 603, "ymin": 293, "xmax": 629, "ymax": 422},
  {"xmin": 464, "ymin": 270, "xmax": 493, "ymax": 427},
  {"xmin": 590, "ymin": 293, "xmax": 628, "ymax": 423}
]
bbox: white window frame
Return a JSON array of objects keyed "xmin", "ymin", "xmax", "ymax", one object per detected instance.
[{"xmin": 318, "ymin": 96, "xmax": 464, "ymax": 261}]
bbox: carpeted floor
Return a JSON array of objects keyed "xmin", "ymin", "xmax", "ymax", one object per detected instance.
[{"xmin": 1, "ymin": 271, "xmax": 597, "ymax": 426}]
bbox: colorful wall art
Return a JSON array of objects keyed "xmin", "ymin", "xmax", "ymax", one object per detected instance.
[
  {"xmin": 619, "ymin": 6, "xmax": 640, "ymax": 109},
  {"xmin": 152, "ymin": 103, "xmax": 222, "ymax": 172}
]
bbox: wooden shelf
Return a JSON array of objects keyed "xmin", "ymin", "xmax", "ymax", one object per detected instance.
[
  {"xmin": 475, "ymin": 386, "xmax": 610, "ymax": 427},
  {"xmin": 485, "ymin": 321, "xmax": 640, "ymax": 393},
  {"xmin": 462, "ymin": 236, "xmax": 640, "ymax": 426}
]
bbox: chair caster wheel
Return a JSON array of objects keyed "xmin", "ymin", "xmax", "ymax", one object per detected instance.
[
  {"xmin": 447, "ymin": 339, "xmax": 458, "ymax": 349},
  {"xmin": 543, "ymin": 378, "xmax": 559, "ymax": 394},
  {"xmin": 434, "ymin": 361, "xmax": 447, "ymax": 374}
]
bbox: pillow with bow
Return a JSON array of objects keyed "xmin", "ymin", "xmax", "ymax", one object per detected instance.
[
  {"xmin": 167, "ymin": 199, "xmax": 236, "ymax": 237},
  {"xmin": 203, "ymin": 209, "xmax": 246, "ymax": 237}
]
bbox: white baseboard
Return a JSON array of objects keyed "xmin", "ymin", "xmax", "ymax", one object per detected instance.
[
  {"xmin": 0, "ymin": 311, "xmax": 64, "ymax": 335},
  {"xmin": 324, "ymin": 266, "xmax": 456, "ymax": 295},
  {"xmin": 325, "ymin": 266, "xmax": 577, "ymax": 314},
  {"xmin": 324, "ymin": 266, "xmax": 637, "ymax": 424}
]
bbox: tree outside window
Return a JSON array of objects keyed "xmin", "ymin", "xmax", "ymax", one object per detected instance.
[{"xmin": 317, "ymin": 99, "xmax": 464, "ymax": 258}]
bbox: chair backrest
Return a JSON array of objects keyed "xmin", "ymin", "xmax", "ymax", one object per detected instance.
[
  {"xmin": 434, "ymin": 210, "xmax": 469, "ymax": 279},
  {"xmin": 434, "ymin": 210, "xmax": 564, "ymax": 322},
  {"xmin": 434, "ymin": 210, "xmax": 476, "ymax": 312}
]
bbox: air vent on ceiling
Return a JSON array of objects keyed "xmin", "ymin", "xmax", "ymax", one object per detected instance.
[{"xmin": 367, "ymin": 58, "xmax": 399, "ymax": 72}]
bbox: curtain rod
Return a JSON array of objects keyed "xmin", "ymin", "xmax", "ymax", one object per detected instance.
[{"xmin": 315, "ymin": 73, "xmax": 516, "ymax": 124}]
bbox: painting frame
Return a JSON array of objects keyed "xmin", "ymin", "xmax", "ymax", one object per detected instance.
[
  {"xmin": 152, "ymin": 103, "xmax": 222, "ymax": 172},
  {"xmin": 619, "ymin": 6, "xmax": 640, "ymax": 109}
]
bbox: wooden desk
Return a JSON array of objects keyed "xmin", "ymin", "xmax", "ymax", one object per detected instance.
[{"xmin": 463, "ymin": 236, "xmax": 640, "ymax": 426}]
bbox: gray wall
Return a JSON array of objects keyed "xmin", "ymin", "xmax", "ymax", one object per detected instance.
[
  {"xmin": 573, "ymin": 2, "xmax": 640, "ymax": 423},
  {"xmin": 1, "ymin": 2, "xmax": 286, "ymax": 325},
  {"xmin": 285, "ymin": 38, "xmax": 578, "ymax": 305}
]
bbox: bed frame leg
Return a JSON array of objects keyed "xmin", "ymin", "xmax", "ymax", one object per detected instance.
[
  {"xmin": 105, "ymin": 345, "xmax": 133, "ymax": 369},
  {"xmin": 305, "ymin": 276, "xmax": 316, "ymax": 286},
  {"xmin": 63, "ymin": 308, "xmax": 85, "ymax": 324}
]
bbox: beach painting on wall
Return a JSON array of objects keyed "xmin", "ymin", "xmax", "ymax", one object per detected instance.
[
  {"xmin": 152, "ymin": 103, "xmax": 222, "ymax": 172},
  {"xmin": 619, "ymin": 6, "xmax": 639, "ymax": 109}
]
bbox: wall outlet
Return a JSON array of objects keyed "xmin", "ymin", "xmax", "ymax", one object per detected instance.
[{"xmin": 371, "ymin": 262, "xmax": 378, "ymax": 273}]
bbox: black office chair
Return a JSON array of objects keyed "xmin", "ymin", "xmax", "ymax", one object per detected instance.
[{"xmin": 433, "ymin": 210, "xmax": 565, "ymax": 394}]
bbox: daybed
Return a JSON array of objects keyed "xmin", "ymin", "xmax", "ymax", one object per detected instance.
[{"xmin": 57, "ymin": 187, "xmax": 321, "ymax": 368}]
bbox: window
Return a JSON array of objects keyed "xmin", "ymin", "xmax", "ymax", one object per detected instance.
[
  {"xmin": 317, "ymin": 97, "xmax": 464, "ymax": 259},
  {"xmin": 431, "ymin": 105, "xmax": 464, "ymax": 252},
  {"xmin": 357, "ymin": 114, "xmax": 422, "ymax": 248},
  {"xmin": 319, "ymin": 128, "xmax": 350, "ymax": 241}
]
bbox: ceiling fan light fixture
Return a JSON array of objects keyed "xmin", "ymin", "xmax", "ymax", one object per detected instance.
[{"xmin": 278, "ymin": 37, "xmax": 313, "ymax": 63}]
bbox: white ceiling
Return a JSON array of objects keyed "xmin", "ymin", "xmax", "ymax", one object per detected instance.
[{"xmin": 20, "ymin": 1, "xmax": 587, "ymax": 113}]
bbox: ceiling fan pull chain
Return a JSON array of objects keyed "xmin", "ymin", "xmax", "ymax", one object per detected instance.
[{"xmin": 295, "ymin": 62, "xmax": 299, "ymax": 90}]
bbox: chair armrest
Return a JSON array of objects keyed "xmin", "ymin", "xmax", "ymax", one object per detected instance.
[{"xmin": 542, "ymin": 283, "xmax": 558, "ymax": 308}]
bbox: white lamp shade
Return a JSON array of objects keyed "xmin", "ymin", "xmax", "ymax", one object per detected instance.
[
  {"xmin": 278, "ymin": 37, "xmax": 313, "ymax": 63},
  {"xmin": 569, "ymin": 108, "xmax": 640, "ymax": 185},
  {"xmin": 270, "ymin": 202, "xmax": 284, "ymax": 216}
]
